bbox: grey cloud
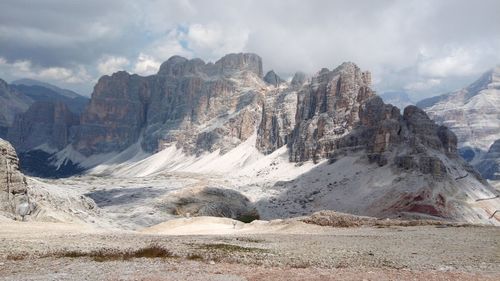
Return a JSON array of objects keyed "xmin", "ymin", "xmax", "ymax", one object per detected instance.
[{"xmin": 0, "ymin": 0, "xmax": 498, "ymax": 99}]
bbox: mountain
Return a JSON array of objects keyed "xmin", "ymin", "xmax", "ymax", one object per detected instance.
[
  {"xmin": 7, "ymin": 101, "xmax": 79, "ymax": 153},
  {"xmin": 475, "ymin": 140, "xmax": 500, "ymax": 180},
  {"xmin": 417, "ymin": 66, "xmax": 500, "ymax": 154},
  {"xmin": 12, "ymin": 78, "xmax": 81, "ymax": 99},
  {"xmin": 10, "ymin": 83, "xmax": 88, "ymax": 114},
  {"xmin": 380, "ymin": 91, "xmax": 414, "ymax": 110},
  {"xmin": 417, "ymin": 66, "xmax": 500, "ymax": 179},
  {"xmin": 0, "ymin": 79, "xmax": 32, "ymax": 136},
  {"xmin": 72, "ymin": 53, "xmax": 264, "ymax": 156},
  {"xmin": 0, "ymin": 77, "xmax": 88, "ymax": 150},
  {"xmin": 18, "ymin": 53, "xmax": 497, "ymax": 224}
]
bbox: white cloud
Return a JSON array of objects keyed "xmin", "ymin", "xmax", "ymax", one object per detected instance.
[
  {"xmin": 186, "ymin": 23, "xmax": 249, "ymax": 59},
  {"xmin": 0, "ymin": 56, "xmax": 91, "ymax": 84},
  {"xmin": 405, "ymin": 78, "xmax": 441, "ymax": 91},
  {"xmin": 1, "ymin": 0, "xmax": 500, "ymax": 97},
  {"xmin": 97, "ymin": 56, "xmax": 130, "ymax": 75},
  {"xmin": 148, "ymin": 29, "xmax": 191, "ymax": 61},
  {"xmin": 133, "ymin": 53, "xmax": 161, "ymax": 76},
  {"xmin": 417, "ymin": 47, "xmax": 478, "ymax": 78}
]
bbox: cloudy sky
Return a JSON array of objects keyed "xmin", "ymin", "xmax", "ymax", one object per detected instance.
[{"xmin": 0, "ymin": 0, "xmax": 499, "ymax": 100}]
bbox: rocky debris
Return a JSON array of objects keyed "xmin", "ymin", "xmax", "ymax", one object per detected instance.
[
  {"xmin": 263, "ymin": 70, "xmax": 284, "ymax": 86},
  {"xmin": 301, "ymin": 210, "xmax": 456, "ymax": 227},
  {"xmin": 0, "ymin": 138, "xmax": 33, "ymax": 219},
  {"xmin": 165, "ymin": 187, "xmax": 260, "ymax": 222},
  {"xmin": 7, "ymin": 101, "xmax": 79, "ymax": 153},
  {"xmin": 475, "ymin": 139, "xmax": 500, "ymax": 180}
]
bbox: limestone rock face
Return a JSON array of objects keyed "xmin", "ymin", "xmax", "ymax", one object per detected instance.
[
  {"xmin": 289, "ymin": 62, "xmax": 375, "ymax": 162},
  {"xmin": 73, "ymin": 53, "xmax": 266, "ymax": 156},
  {"xmin": 8, "ymin": 101, "xmax": 79, "ymax": 152},
  {"xmin": 73, "ymin": 72, "xmax": 148, "ymax": 156},
  {"xmin": 0, "ymin": 139, "xmax": 30, "ymax": 216},
  {"xmin": 256, "ymin": 87, "xmax": 297, "ymax": 154}
]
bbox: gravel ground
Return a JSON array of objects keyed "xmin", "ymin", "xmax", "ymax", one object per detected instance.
[{"xmin": 0, "ymin": 221, "xmax": 498, "ymax": 280}]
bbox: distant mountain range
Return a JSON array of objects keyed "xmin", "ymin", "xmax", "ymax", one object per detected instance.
[
  {"xmin": 0, "ymin": 54, "xmax": 498, "ymax": 224},
  {"xmin": 0, "ymin": 78, "xmax": 88, "ymax": 171},
  {"xmin": 418, "ymin": 66, "xmax": 500, "ymax": 180}
]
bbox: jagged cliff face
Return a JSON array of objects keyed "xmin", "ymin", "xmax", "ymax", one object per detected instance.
[
  {"xmin": 8, "ymin": 101, "xmax": 79, "ymax": 152},
  {"xmin": 288, "ymin": 63, "xmax": 374, "ymax": 162},
  {"xmin": 72, "ymin": 53, "xmax": 265, "ymax": 156},
  {"xmin": 0, "ymin": 139, "xmax": 29, "ymax": 216}
]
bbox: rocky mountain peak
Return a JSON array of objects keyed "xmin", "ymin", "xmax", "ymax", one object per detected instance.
[
  {"xmin": 215, "ymin": 53, "xmax": 263, "ymax": 77},
  {"xmin": 263, "ymin": 70, "xmax": 284, "ymax": 86},
  {"xmin": 157, "ymin": 53, "xmax": 263, "ymax": 78},
  {"xmin": 0, "ymin": 78, "xmax": 8, "ymax": 89},
  {"xmin": 291, "ymin": 72, "xmax": 307, "ymax": 88},
  {"xmin": 157, "ymin": 56, "xmax": 204, "ymax": 76}
]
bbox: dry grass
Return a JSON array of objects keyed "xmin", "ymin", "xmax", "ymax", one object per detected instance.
[
  {"xmin": 197, "ymin": 243, "xmax": 267, "ymax": 253},
  {"xmin": 54, "ymin": 244, "xmax": 176, "ymax": 262},
  {"xmin": 301, "ymin": 210, "xmax": 472, "ymax": 228}
]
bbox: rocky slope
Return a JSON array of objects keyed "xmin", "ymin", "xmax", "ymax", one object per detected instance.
[{"xmin": 417, "ymin": 66, "xmax": 500, "ymax": 163}]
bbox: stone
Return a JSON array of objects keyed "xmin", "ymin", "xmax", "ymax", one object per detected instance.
[
  {"xmin": 289, "ymin": 62, "xmax": 375, "ymax": 162},
  {"xmin": 0, "ymin": 139, "xmax": 31, "ymax": 217}
]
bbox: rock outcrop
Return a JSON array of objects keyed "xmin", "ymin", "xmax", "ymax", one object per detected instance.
[
  {"xmin": 165, "ymin": 187, "xmax": 259, "ymax": 222},
  {"xmin": 0, "ymin": 139, "xmax": 32, "ymax": 218},
  {"xmin": 288, "ymin": 63, "xmax": 375, "ymax": 162}
]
